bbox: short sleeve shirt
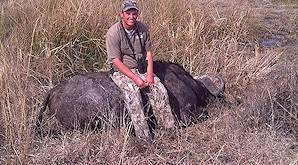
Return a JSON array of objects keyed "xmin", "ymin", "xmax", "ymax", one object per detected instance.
[{"xmin": 106, "ymin": 21, "xmax": 151, "ymax": 70}]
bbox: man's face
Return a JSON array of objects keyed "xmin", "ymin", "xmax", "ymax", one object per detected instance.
[{"xmin": 121, "ymin": 9, "xmax": 139, "ymax": 29}]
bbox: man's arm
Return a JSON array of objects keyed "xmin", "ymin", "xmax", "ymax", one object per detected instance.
[
  {"xmin": 145, "ymin": 51, "xmax": 154, "ymax": 86},
  {"xmin": 112, "ymin": 58, "xmax": 146, "ymax": 88}
]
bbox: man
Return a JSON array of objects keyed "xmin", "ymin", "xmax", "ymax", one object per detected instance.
[{"xmin": 106, "ymin": 0, "xmax": 175, "ymax": 142}]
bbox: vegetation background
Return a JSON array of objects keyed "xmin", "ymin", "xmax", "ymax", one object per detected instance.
[{"xmin": 0, "ymin": 0, "xmax": 297, "ymax": 164}]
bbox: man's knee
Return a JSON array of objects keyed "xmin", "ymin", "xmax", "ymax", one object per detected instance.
[{"xmin": 152, "ymin": 81, "xmax": 168, "ymax": 95}]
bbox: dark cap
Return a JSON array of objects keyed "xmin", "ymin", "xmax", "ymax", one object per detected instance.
[{"xmin": 122, "ymin": 0, "xmax": 139, "ymax": 12}]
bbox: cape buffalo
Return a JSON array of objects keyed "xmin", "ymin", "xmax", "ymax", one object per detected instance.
[{"xmin": 35, "ymin": 61, "xmax": 225, "ymax": 135}]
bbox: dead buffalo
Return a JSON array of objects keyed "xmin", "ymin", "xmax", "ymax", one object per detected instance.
[{"xmin": 35, "ymin": 61, "xmax": 225, "ymax": 134}]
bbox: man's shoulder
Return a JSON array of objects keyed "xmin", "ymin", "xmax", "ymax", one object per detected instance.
[
  {"xmin": 107, "ymin": 22, "xmax": 121, "ymax": 36},
  {"xmin": 136, "ymin": 21, "xmax": 149, "ymax": 32}
]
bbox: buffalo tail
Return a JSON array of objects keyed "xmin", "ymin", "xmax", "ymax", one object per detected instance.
[{"xmin": 34, "ymin": 91, "xmax": 50, "ymax": 137}]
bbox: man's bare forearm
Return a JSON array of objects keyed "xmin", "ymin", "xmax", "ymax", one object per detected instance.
[
  {"xmin": 112, "ymin": 58, "xmax": 137, "ymax": 79},
  {"xmin": 146, "ymin": 51, "xmax": 154, "ymax": 76}
]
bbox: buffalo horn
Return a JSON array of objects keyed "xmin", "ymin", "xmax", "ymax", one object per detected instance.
[{"xmin": 194, "ymin": 75, "xmax": 225, "ymax": 97}]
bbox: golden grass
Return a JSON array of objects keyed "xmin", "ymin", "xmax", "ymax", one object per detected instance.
[{"xmin": 0, "ymin": 0, "xmax": 297, "ymax": 164}]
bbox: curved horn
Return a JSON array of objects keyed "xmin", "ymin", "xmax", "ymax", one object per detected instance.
[{"xmin": 194, "ymin": 75, "xmax": 225, "ymax": 97}]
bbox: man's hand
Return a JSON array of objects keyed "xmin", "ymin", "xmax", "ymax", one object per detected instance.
[
  {"xmin": 133, "ymin": 76, "xmax": 146, "ymax": 88},
  {"xmin": 145, "ymin": 73, "xmax": 154, "ymax": 87}
]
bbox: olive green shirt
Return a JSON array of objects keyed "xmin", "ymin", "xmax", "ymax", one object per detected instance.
[{"xmin": 106, "ymin": 21, "xmax": 151, "ymax": 70}]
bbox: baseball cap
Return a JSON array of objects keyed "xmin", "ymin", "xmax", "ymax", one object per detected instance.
[{"xmin": 122, "ymin": 0, "xmax": 139, "ymax": 12}]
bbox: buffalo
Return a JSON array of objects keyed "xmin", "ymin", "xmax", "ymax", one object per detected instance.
[{"xmin": 35, "ymin": 61, "xmax": 225, "ymax": 135}]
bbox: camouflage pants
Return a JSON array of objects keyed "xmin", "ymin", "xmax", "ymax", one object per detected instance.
[{"xmin": 111, "ymin": 69, "xmax": 175, "ymax": 141}]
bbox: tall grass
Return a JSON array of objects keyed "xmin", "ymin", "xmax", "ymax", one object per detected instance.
[{"xmin": 0, "ymin": 0, "xmax": 297, "ymax": 164}]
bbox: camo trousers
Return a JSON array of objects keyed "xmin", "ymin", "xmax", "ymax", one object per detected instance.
[{"xmin": 111, "ymin": 69, "xmax": 175, "ymax": 141}]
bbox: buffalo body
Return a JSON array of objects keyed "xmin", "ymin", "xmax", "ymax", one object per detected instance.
[{"xmin": 36, "ymin": 61, "xmax": 224, "ymax": 132}]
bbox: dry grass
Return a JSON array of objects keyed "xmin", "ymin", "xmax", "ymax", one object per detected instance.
[{"xmin": 0, "ymin": 0, "xmax": 297, "ymax": 164}]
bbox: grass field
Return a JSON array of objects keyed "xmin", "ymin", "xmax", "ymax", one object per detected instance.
[{"xmin": 0, "ymin": 0, "xmax": 297, "ymax": 164}]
